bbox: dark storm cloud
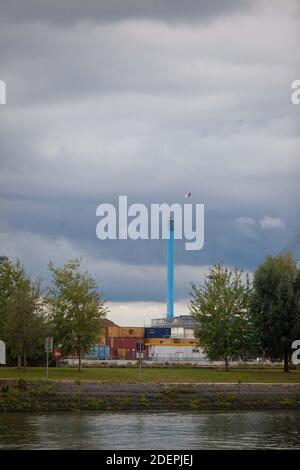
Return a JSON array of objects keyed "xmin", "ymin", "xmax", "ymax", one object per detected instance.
[
  {"xmin": 0, "ymin": 0, "xmax": 299, "ymax": 307},
  {"xmin": 0, "ymin": 0, "xmax": 256, "ymax": 25}
]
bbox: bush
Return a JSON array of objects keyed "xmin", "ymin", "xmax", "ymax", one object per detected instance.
[
  {"xmin": 17, "ymin": 379, "xmax": 27, "ymax": 390},
  {"xmin": 0, "ymin": 384, "xmax": 10, "ymax": 393}
]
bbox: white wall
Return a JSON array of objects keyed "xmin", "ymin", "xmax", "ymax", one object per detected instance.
[
  {"xmin": 184, "ymin": 329, "xmax": 195, "ymax": 338},
  {"xmin": 148, "ymin": 344, "xmax": 207, "ymax": 361},
  {"xmin": 171, "ymin": 327, "xmax": 195, "ymax": 339}
]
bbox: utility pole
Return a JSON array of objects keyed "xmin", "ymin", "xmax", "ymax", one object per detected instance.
[
  {"xmin": 46, "ymin": 350, "xmax": 49, "ymax": 378},
  {"xmin": 45, "ymin": 337, "xmax": 53, "ymax": 379},
  {"xmin": 139, "ymin": 339, "xmax": 142, "ymax": 372}
]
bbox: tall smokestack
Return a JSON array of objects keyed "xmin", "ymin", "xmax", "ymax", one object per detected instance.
[{"xmin": 167, "ymin": 217, "xmax": 174, "ymax": 321}]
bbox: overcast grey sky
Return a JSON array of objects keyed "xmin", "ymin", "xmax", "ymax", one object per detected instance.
[{"xmin": 0, "ymin": 0, "xmax": 299, "ymax": 324}]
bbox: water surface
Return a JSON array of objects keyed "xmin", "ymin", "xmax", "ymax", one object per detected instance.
[{"xmin": 0, "ymin": 410, "xmax": 300, "ymax": 449}]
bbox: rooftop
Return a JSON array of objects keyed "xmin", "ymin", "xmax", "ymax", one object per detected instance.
[{"xmin": 150, "ymin": 315, "xmax": 195, "ymax": 329}]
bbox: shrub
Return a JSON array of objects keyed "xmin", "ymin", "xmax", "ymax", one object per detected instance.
[{"xmin": 17, "ymin": 379, "xmax": 27, "ymax": 390}]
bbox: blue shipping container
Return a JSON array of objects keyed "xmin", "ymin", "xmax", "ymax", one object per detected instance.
[
  {"xmin": 85, "ymin": 345, "xmax": 110, "ymax": 360},
  {"xmin": 98, "ymin": 345, "xmax": 110, "ymax": 360},
  {"xmin": 144, "ymin": 327, "xmax": 171, "ymax": 338},
  {"xmin": 85, "ymin": 345, "xmax": 99, "ymax": 360}
]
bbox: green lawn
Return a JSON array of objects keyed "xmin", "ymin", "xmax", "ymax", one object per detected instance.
[{"xmin": 0, "ymin": 367, "xmax": 300, "ymax": 383}]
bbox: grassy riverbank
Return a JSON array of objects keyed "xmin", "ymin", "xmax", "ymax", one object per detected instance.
[
  {"xmin": 1, "ymin": 380, "xmax": 300, "ymax": 412},
  {"xmin": 1, "ymin": 367, "xmax": 300, "ymax": 383}
]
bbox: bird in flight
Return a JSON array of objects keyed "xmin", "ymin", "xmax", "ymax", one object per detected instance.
[{"xmin": 185, "ymin": 192, "xmax": 192, "ymax": 199}]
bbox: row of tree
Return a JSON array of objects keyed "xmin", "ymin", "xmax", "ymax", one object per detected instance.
[
  {"xmin": 1, "ymin": 252, "xmax": 299, "ymax": 372},
  {"xmin": 0, "ymin": 258, "xmax": 106, "ymax": 370},
  {"xmin": 190, "ymin": 253, "xmax": 300, "ymax": 371}
]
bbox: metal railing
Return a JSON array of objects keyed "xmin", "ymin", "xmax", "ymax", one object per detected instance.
[
  {"xmin": 150, "ymin": 315, "xmax": 195, "ymax": 329},
  {"xmin": 148, "ymin": 355, "xmax": 208, "ymax": 362}
]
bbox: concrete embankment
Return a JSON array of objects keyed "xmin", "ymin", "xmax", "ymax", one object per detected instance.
[{"xmin": 1, "ymin": 380, "xmax": 300, "ymax": 411}]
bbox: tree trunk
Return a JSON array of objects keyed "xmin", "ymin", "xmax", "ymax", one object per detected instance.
[
  {"xmin": 225, "ymin": 357, "xmax": 229, "ymax": 371},
  {"xmin": 23, "ymin": 352, "xmax": 27, "ymax": 370},
  {"xmin": 17, "ymin": 354, "xmax": 21, "ymax": 368},
  {"xmin": 284, "ymin": 351, "xmax": 289, "ymax": 373},
  {"xmin": 78, "ymin": 349, "xmax": 81, "ymax": 372}
]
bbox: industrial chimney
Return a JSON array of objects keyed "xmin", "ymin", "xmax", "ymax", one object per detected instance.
[{"xmin": 167, "ymin": 217, "xmax": 174, "ymax": 321}]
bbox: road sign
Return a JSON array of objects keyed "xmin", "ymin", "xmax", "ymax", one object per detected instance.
[
  {"xmin": 0, "ymin": 340, "xmax": 5, "ymax": 364},
  {"xmin": 45, "ymin": 337, "xmax": 53, "ymax": 353},
  {"xmin": 53, "ymin": 348, "xmax": 61, "ymax": 360},
  {"xmin": 45, "ymin": 337, "xmax": 53, "ymax": 378}
]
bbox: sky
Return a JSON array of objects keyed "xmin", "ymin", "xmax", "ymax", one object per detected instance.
[{"xmin": 0, "ymin": 0, "xmax": 299, "ymax": 325}]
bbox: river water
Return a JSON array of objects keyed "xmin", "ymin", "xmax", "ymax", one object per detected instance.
[{"xmin": 0, "ymin": 410, "xmax": 300, "ymax": 449}]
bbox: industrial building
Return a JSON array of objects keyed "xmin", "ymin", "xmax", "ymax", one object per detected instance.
[
  {"xmin": 85, "ymin": 320, "xmax": 206, "ymax": 362},
  {"xmin": 105, "ymin": 325, "xmax": 145, "ymax": 360},
  {"xmin": 85, "ymin": 317, "xmax": 206, "ymax": 362},
  {"xmin": 85, "ymin": 218, "xmax": 207, "ymax": 362}
]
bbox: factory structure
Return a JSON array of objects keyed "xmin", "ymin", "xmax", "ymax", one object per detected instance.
[{"xmin": 86, "ymin": 218, "xmax": 207, "ymax": 362}]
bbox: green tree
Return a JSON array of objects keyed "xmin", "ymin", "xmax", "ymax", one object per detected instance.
[
  {"xmin": 5, "ymin": 273, "xmax": 45, "ymax": 369},
  {"xmin": 251, "ymin": 253, "xmax": 300, "ymax": 372},
  {"xmin": 46, "ymin": 259, "xmax": 106, "ymax": 371},
  {"xmin": 0, "ymin": 257, "xmax": 24, "ymax": 341},
  {"xmin": 190, "ymin": 263, "xmax": 256, "ymax": 370}
]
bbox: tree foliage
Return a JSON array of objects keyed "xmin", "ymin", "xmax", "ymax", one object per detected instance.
[
  {"xmin": 190, "ymin": 263, "xmax": 257, "ymax": 370},
  {"xmin": 0, "ymin": 257, "xmax": 24, "ymax": 341},
  {"xmin": 251, "ymin": 253, "xmax": 300, "ymax": 372},
  {"xmin": 4, "ymin": 265, "xmax": 45, "ymax": 368},
  {"xmin": 46, "ymin": 259, "xmax": 107, "ymax": 370}
]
